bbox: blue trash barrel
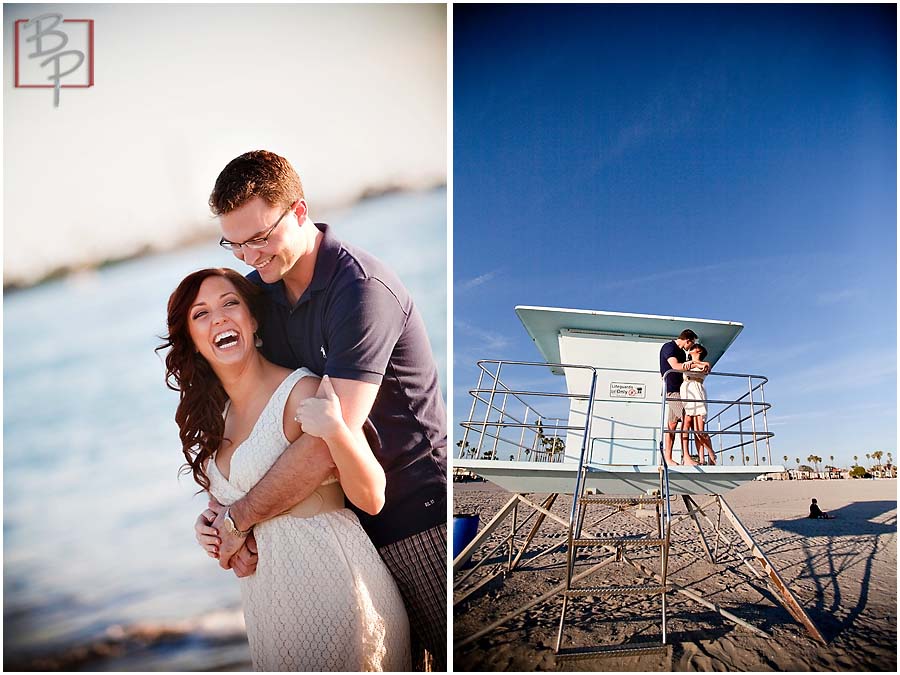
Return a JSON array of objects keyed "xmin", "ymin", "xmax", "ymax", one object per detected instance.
[{"xmin": 453, "ymin": 513, "xmax": 480, "ymax": 558}]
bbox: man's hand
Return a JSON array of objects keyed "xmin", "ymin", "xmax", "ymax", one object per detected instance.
[
  {"xmin": 199, "ymin": 498, "xmax": 259, "ymax": 577},
  {"xmin": 230, "ymin": 534, "xmax": 259, "ymax": 578},
  {"xmin": 209, "ymin": 499, "xmax": 249, "ymax": 569}
]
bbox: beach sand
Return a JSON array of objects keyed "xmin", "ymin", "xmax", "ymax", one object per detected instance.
[{"xmin": 453, "ymin": 478, "xmax": 897, "ymax": 671}]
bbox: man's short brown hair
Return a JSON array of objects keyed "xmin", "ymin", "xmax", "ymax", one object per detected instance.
[
  {"xmin": 678, "ymin": 329, "xmax": 698, "ymax": 341},
  {"xmin": 209, "ymin": 150, "xmax": 304, "ymax": 215}
]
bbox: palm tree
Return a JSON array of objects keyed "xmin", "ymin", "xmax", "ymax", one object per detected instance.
[
  {"xmin": 783, "ymin": 455, "xmax": 789, "ymax": 464},
  {"xmin": 829, "ymin": 455, "xmax": 835, "ymax": 478},
  {"xmin": 744, "ymin": 455, "xmax": 751, "ymax": 465},
  {"xmin": 866, "ymin": 453, "xmax": 871, "ymax": 467},
  {"xmin": 853, "ymin": 455, "xmax": 858, "ymax": 467},
  {"xmin": 873, "ymin": 451, "xmax": 883, "ymax": 469},
  {"xmin": 458, "ymin": 439, "xmax": 482, "ymax": 460},
  {"xmin": 807, "ymin": 455, "xmax": 820, "ymax": 475},
  {"xmin": 888, "ymin": 452, "xmax": 893, "ymax": 466},
  {"xmin": 729, "ymin": 455, "xmax": 735, "ymax": 465}
]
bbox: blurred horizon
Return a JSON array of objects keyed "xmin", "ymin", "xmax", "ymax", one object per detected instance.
[
  {"xmin": 3, "ymin": 3, "xmax": 447, "ymax": 286},
  {"xmin": 2, "ymin": 183, "xmax": 446, "ymax": 291}
]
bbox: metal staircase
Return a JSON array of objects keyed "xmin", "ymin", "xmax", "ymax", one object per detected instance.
[{"xmin": 554, "ymin": 455, "xmax": 673, "ymax": 660}]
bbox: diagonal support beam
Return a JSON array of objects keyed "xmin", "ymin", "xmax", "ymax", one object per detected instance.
[
  {"xmin": 516, "ymin": 493, "xmax": 569, "ymax": 528},
  {"xmin": 455, "ymin": 553, "xmax": 617, "ymax": 648},
  {"xmin": 717, "ymin": 496, "xmax": 827, "ymax": 644},
  {"xmin": 669, "ymin": 495, "xmax": 720, "ymax": 529},
  {"xmin": 688, "ymin": 495, "xmax": 764, "ymax": 580},
  {"xmin": 620, "ymin": 553, "xmax": 772, "ymax": 639},
  {"xmin": 453, "ymin": 494, "xmax": 519, "ymax": 573},
  {"xmin": 510, "ymin": 493, "xmax": 559, "ymax": 570},
  {"xmin": 453, "ymin": 566, "xmax": 505, "ymax": 606},
  {"xmin": 682, "ymin": 495, "xmax": 714, "ymax": 563}
]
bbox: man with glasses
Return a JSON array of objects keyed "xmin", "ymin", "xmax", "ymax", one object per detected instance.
[{"xmin": 196, "ymin": 150, "xmax": 447, "ymax": 669}]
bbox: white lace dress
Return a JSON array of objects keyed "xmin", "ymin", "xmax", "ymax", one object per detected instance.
[
  {"xmin": 680, "ymin": 369, "xmax": 708, "ymax": 417},
  {"xmin": 207, "ymin": 368, "xmax": 411, "ymax": 671}
]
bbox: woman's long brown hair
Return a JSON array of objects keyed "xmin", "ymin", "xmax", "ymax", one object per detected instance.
[{"xmin": 156, "ymin": 268, "xmax": 265, "ymax": 490}]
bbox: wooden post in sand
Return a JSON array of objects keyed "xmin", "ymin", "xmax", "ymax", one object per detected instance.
[{"xmin": 717, "ymin": 496, "xmax": 827, "ymax": 645}]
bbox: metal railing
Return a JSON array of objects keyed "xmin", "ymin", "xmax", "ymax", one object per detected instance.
[
  {"xmin": 458, "ymin": 360, "xmax": 596, "ymax": 463},
  {"xmin": 459, "ymin": 361, "xmax": 775, "ymax": 468},
  {"xmin": 661, "ymin": 369, "xmax": 774, "ymax": 466}
]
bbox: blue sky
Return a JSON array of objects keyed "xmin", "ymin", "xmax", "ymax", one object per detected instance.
[{"xmin": 453, "ymin": 4, "xmax": 896, "ymax": 468}]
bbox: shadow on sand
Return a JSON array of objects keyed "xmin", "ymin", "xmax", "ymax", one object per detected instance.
[
  {"xmin": 768, "ymin": 500, "xmax": 896, "ymax": 644},
  {"xmin": 771, "ymin": 500, "xmax": 896, "ymax": 536}
]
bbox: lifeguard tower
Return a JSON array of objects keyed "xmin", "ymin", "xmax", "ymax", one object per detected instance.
[{"xmin": 454, "ymin": 306, "xmax": 824, "ymax": 660}]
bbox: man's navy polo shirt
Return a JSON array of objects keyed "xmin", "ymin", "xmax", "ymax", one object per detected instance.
[
  {"xmin": 659, "ymin": 340, "xmax": 685, "ymax": 393},
  {"xmin": 248, "ymin": 223, "xmax": 447, "ymax": 549}
]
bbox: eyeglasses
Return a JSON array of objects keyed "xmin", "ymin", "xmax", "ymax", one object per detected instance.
[{"xmin": 219, "ymin": 202, "xmax": 296, "ymax": 251}]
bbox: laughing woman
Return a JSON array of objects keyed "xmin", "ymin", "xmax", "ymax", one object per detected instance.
[{"xmin": 157, "ymin": 268, "xmax": 410, "ymax": 671}]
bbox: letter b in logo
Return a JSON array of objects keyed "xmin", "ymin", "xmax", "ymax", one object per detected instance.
[{"xmin": 15, "ymin": 13, "xmax": 94, "ymax": 107}]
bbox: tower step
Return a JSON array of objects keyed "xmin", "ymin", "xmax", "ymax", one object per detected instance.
[
  {"xmin": 579, "ymin": 495, "xmax": 662, "ymax": 506},
  {"xmin": 556, "ymin": 643, "xmax": 669, "ymax": 660},
  {"xmin": 573, "ymin": 537, "xmax": 666, "ymax": 548},
  {"xmin": 564, "ymin": 584, "xmax": 667, "ymax": 597}
]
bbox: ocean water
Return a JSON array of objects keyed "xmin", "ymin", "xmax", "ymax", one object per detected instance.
[{"xmin": 3, "ymin": 189, "xmax": 447, "ymax": 670}]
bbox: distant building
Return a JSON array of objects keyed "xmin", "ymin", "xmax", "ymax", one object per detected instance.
[{"xmin": 872, "ymin": 464, "xmax": 897, "ymax": 479}]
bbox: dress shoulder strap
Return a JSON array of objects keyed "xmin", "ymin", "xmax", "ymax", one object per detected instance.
[{"xmin": 267, "ymin": 367, "xmax": 318, "ymax": 419}]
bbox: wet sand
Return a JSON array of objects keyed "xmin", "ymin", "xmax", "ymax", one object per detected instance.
[{"xmin": 453, "ymin": 478, "xmax": 897, "ymax": 671}]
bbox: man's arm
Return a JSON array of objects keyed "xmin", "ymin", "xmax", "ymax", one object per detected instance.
[
  {"xmin": 213, "ymin": 278, "xmax": 399, "ymax": 565},
  {"xmin": 666, "ymin": 356, "xmax": 690, "ymax": 373},
  {"xmin": 215, "ymin": 378, "xmax": 380, "ymax": 567},
  {"xmin": 214, "ymin": 432, "xmax": 335, "ymax": 568}
]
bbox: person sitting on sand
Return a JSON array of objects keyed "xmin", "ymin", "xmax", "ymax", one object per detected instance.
[{"xmin": 808, "ymin": 498, "xmax": 834, "ymax": 519}]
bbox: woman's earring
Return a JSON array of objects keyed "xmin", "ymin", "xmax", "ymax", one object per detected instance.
[{"xmin": 255, "ymin": 333, "xmax": 263, "ymax": 348}]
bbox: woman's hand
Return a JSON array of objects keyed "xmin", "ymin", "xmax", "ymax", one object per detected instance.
[
  {"xmin": 294, "ymin": 376, "xmax": 346, "ymax": 440},
  {"xmin": 195, "ymin": 501, "xmax": 223, "ymax": 558},
  {"xmin": 197, "ymin": 498, "xmax": 259, "ymax": 576}
]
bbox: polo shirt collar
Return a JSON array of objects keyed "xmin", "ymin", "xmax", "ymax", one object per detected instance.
[
  {"xmin": 271, "ymin": 222, "xmax": 341, "ymax": 309},
  {"xmin": 307, "ymin": 222, "xmax": 340, "ymax": 296}
]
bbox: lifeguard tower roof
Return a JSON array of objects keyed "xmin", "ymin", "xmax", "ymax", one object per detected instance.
[{"xmin": 515, "ymin": 306, "xmax": 743, "ymax": 374}]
